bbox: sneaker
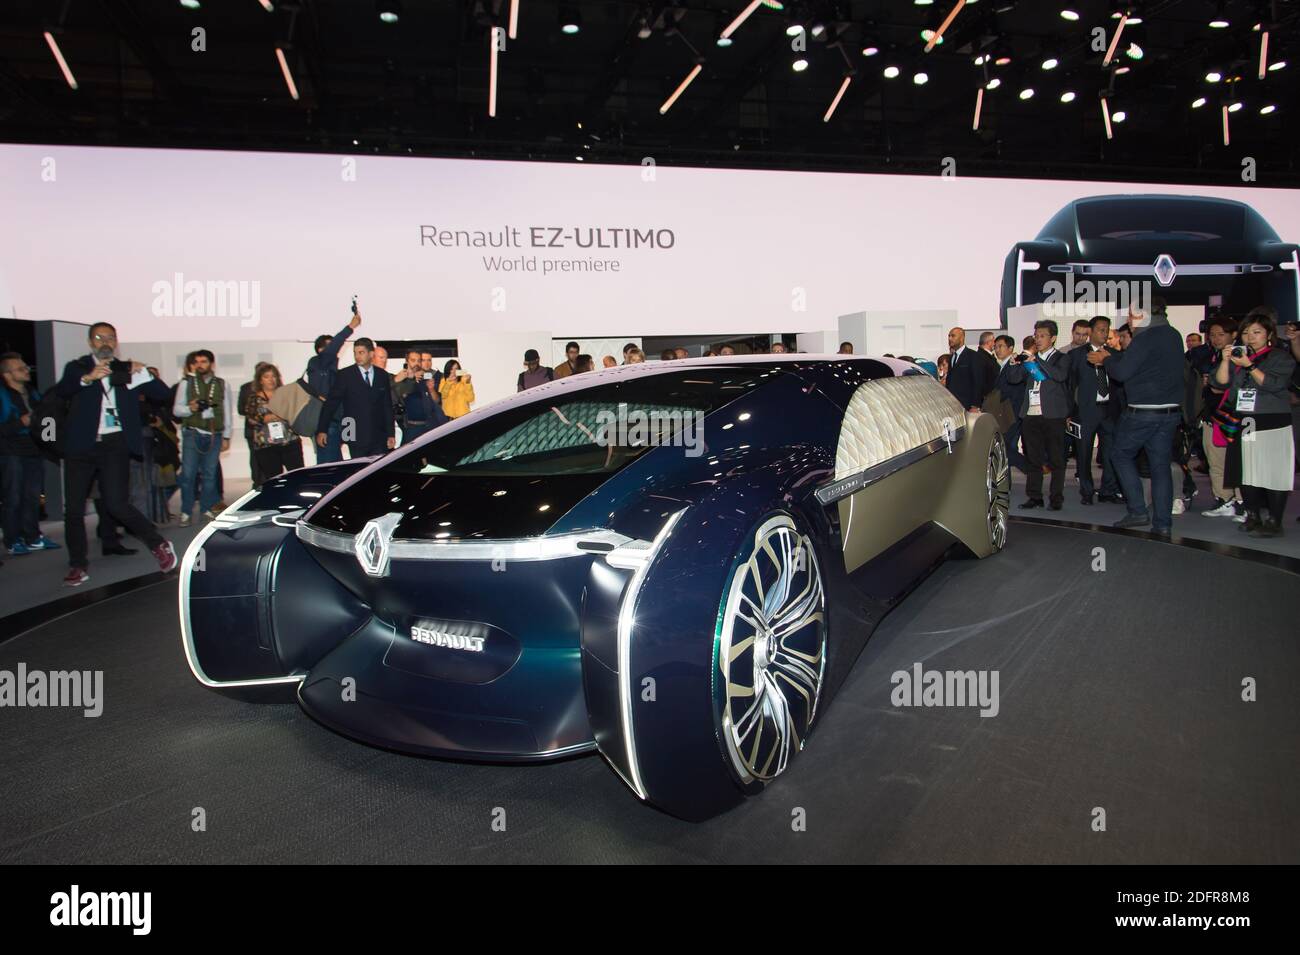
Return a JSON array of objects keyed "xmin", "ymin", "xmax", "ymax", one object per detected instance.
[
  {"xmin": 1113, "ymin": 513, "xmax": 1152, "ymax": 529},
  {"xmin": 1171, "ymin": 498, "xmax": 1185, "ymax": 515},
  {"xmin": 201, "ymin": 509, "xmax": 218, "ymax": 521},
  {"xmin": 152, "ymin": 540, "xmax": 179, "ymax": 574},
  {"xmin": 63, "ymin": 567, "xmax": 90, "ymax": 587},
  {"xmin": 179, "ymin": 513, "xmax": 192, "ymax": 528},
  {"xmin": 7, "ymin": 539, "xmax": 34, "ymax": 556},
  {"xmin": 1202, "ymin": 499, "xmax": 1236, "ymax": 517},
  {"xmin": 30, "ymin": 535, "xmax": 61, "ymax": 551}
]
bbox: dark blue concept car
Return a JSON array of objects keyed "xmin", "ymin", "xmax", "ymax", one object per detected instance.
[
  {"xmin": 1000, "ymin": 194, "xmax": 1299, "ymax": 324},
  {"xmin": 180, "ymin": 355, "xmax": 1010, "ymax": 820}
]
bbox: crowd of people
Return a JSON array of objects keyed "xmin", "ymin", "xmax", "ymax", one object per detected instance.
[
  {"xmin": 927, "ymin": 302, "xmax": 1298, "ymax": 540},
  {"xmin": 2, "ymin": 310, "xmax": 1295, "ymax": 588},
  {"xmin": 0, "ymin": 308, "xmax": 483, "ymax": 586}
]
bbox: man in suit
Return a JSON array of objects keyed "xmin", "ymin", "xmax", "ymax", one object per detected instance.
[
  {"xmin": 990, "ymin": 334, "xmax": 1028, "ymax": 473},
  {"xmin": 944, "ymin": 327, "xmax": 997, "ymax": 412},
  {"xmin": 1068, "ymin": 316, "xmax": 1122, "ymax": 505},
  {"xmin": 304, "ymin": 309, "xmax": 361, "ymax": 463},
  {"xmin": 316, "ymin": 337, "xmax": 395, "ymax": 458},
  {"xmin": 55, "ymin": 322, "xmax": 178, "ymax": 587},
  {"xmin": 1005, "ymin": 320, "xmax": 1071, "ymax": 510}
]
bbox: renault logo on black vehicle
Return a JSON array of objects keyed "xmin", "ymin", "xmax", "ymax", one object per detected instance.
[
  {"xmin": 410, "ymin": 625, "xmax": 486, "ymax": 652},
  {"xmin": 354, "ymin": 512, "xmax": 403, "ymax": 577}
]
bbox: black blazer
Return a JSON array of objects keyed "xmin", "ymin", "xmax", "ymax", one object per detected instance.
[
  {"xmin": 1068, "ymin": 346, "xmax": 1121, "ymax": 425},
  {"xmin": 55, "ymin": 355, "xmax": 171, "ymax": 457},
  {"xmin": 319, "ymin": 364, "xmax": 395, "ymax": 456},
  {"xmin": 945, "ymin": 346, "xmax": 997, "ymax": 410},
  {"xmin": 993, "ymin": 360, "xmax": 1027, "ymax": 423}
]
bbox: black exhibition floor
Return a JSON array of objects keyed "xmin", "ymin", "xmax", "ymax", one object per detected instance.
[{"xmin": 1, "ymin": 521, "xmax": 1296, "ymax": 864}]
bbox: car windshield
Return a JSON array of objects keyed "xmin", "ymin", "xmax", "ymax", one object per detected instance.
[
  {"xmin": 1076, "ymin": 200, "xmax": 1245, "ymax": 241},
  {"xmin": 384, "ymin": 367, "xmax": 774, "ymax": 477}
]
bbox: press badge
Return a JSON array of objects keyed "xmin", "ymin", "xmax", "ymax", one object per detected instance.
[
  {"xmin": 266, "ymin": 420, "xmax": 286, "ymax": 442},
  {"xmin": 102, "ymin": 406, "xmax": 120, "ymax": 429},
  {"xmin": 1029, "ymin": 383, "xmax": 1042, "ymax": 406},
  {"xmin": 201, "ymin": 407, "xmax": 215, "ymax": 420},
  {"xmin": 1236, "ymin": 389, "xmax": 1257, "ymax": 412}
]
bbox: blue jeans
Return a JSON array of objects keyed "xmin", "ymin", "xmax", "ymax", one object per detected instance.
[
  {"xmin": 1, "ymin": 453, "xmax": 43, "ymax": 545},
  {"xmin": 314, "ymin": 420, "xmax": 343, "ymax": 464},
  {"xmin": 180, "ymin": 429, "xmax": 221, "ymax": 515},
  {"xmin": 1111, "ymin": 411, "xmax": 1179, "ymax": 531}
]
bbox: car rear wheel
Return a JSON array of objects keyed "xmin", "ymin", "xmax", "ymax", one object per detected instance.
[
  {"xmin": 987, "ymin": 431, "xmax": 1011, "ymax": 552},
  {"xmin": 715, "ymin": 512, "xmax": 827, "ymax": 792}
]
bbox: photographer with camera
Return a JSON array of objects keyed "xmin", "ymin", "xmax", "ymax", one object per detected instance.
[
  {"xmin": 55, "ymin": 322, "xmax": 178, "ymax": 586},
  {"xmin": 439, "ymin": 360, "xmax": 475, "ymax": 418},
  {"xmin": 171, "ymin": 349, "xmax": 232, "ymax": 528},
  {"xmin": 392, "ymin": 348, "xmax": 447, "ymax": 443},
  {"xmin": 1211, "ymin": 309, "xmax": 1296, "ymax": 538},
  {"xmin": 1005, "ymin": 320, "xmax": 1071, "ymax": 509}
]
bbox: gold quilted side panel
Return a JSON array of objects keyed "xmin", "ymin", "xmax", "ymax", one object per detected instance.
[{"xmin": 834, "ymin": 374, "xmax": 967, "ymax": 481}]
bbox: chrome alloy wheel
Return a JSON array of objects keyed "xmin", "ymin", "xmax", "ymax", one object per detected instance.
[
  {"xmin": 717, "ymin": 514, "xmax": 826, "ymax": 787},
  {"xmin": 988, "ymin": 431, "xmax": 1011, "ymax": 552}
]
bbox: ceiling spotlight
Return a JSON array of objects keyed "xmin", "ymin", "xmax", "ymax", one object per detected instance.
[
  {"xmin": 1209, "ymin": 17, "xmax": 1229, "ymax": 29},
  {"xmin": 1060, "ymin": 90, "xmax": 1076, "ymax": 102},
  {"xmin": 717, "ymin": 35, "xmax": 733, "ymax": 47},
  {"xmin": 811, "ymin": 23, "xmax": 826, "ymax": 38},
  {"xmin": 1112, "ymin": 110, "xmax": 1127, "ymax": 122},
  {"xmin": 1019, "ymin": 87, "xmax": 1034, "ymax": 99},
  {"xmin": 915, "ymin": 0, "xmax": 934, "ymax": 5},
  {"xmin": 974, "ymin": 54, "xmax": 988, "ymax": 65},
  {"xmin": 1268, "ymin": 60, "xmax": 1286, "ymax": 71},
  {"xmin": 1126, "ymin": 42, "xmax": 1143, "ymax": 60},
  {"xmin": 862, "ymin": 46, "xmax": 879, "ymax": 57},
  {"xmin": 1192, "ymin": 97, "xmax": 1207, "ymax": 108},
  {"xmin": 377, "ymin": 1, "xmax": 401, "ymax": 23},
  {"xmin": 913, "ymin": 71, "xmax": 928, "ymax": 84},
  {"xmin": 1260, "ymin": 104, "xmax": 1276, "ymax": 114},
  {"xmin": 1059, "ymin": 9, "xmax": 1079, "ymax": 20},
  {"xmin": 921, "ymin": 29, "xmax": 944, "ymax": 46},
  {"xmin": 560, "ymin": 7, "xmax": 581, "ymax": 34},
  {"xmin": 792, "ymin": 58, "xmax": 809, "ymax": 72},
  {"xmin": 986, "ymin": 77, "xmax": 1002, "ymax": 89},
  {"xmin": 1114, "ymin": 65, "xmax": 1131, "ymax": 74},
  {"xmin": 995, "ymin": 55, "xmax": 1012, "ymax": 66},
  {"xmin": 1041, "ymin": 56, "xmax": 1059, "ymax": 70},
  {"xmin": 638, "ymin": 18, "xmax": 653, "ymax": 39},
  {"xmin": 1205, "ymin": 70, "xmax": 1222, "ymax": 82},
  {"xmin": 786, "ymin": 24, "xmax": 804, "ymax": 37},
  {"xmin": 180, "ymin": 0, "xmax": 201, "ymax": 9},
  {"xmin": 883, "ymin": 65, "xmax": 900, "ymax": 78},
  {"xmin": 1228, "ymin": 101, "xmax": 1242, "ymax": 112}
]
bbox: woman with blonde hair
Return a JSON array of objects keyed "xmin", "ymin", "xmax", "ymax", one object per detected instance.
[{"xmin": 439, "ymin": 359, "xmax": 475, "ymax": 418}]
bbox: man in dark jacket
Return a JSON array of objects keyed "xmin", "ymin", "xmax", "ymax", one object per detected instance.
[
  {"xmin": 944, "ymin": 327, "xmax": 997, "ymax": 411},
  {"xmin": 55, "ymin": 322, "xmax": 178, "ymax": 586},
  {"xmin": 990, "ymin": 335, "xmax": 1027, "ymax": 472},
  {"xmin": 518, "ymin": 349, "xmax": 554, "ymax": 391},
  {"xmin": 1092, "ymin": 299, "xmax": 1185, "ymax": 536},
  {"xmin": 1068, "ymin": 316, "xmax": 1122, "ymax": 505},
  {"xmin": 316, "ymin": 337, "xmax": 395, "ymax": 458},
  {"xmin": 392, "ymin": 348, "xmax": 447, "ymax": 445},
  {"xmin": 305, "ymin": 309, "xmax": 361, "ymax": 463},
  {"xmin": 0, "ymin": 352, "xmax": 61, "ymax": 555},
  {"xmin": 1005, "ymin": 320, "xmax": 1072, "ymax": 509}
]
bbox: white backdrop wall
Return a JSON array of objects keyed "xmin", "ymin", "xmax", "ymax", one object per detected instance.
[{"xmin": 4, "ymin": 143, "xmax": 1299, "ymax": 410}]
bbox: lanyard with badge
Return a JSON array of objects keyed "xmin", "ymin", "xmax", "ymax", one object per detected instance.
[
  {"xmin": 1235, "ymin": 346, "xmax": 1270, "ymax": 412},
  {"xmin": 101, "ymin": 378, "xmax": 120, "ymax": 430}
]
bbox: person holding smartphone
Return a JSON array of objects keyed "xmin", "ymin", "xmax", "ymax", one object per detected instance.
[
  {"xmin": 1211, "ymin": 309, "xmax": 1296, "ymax": 537},
  {"xmin": 439, "ymin": 360, "xmax": 475, "ymax": 419}
]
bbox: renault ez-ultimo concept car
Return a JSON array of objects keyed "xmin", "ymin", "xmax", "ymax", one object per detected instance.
[
  {"xmin": 180, "ymin": 356, "xmax": 1009, "ymax": 820},
  {"xmin": 1000, "ymin": 194, "xmax": 1300, "ymax": 324}
]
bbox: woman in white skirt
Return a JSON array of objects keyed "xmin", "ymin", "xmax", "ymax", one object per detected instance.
[{"xmin": 1213, "ymin": 309, "xmax": 1297, "ymax": 538}]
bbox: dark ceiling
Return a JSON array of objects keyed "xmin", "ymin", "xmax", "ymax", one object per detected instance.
[{"xmin": 1, "ymin": 0, "xmax": 1297, "ymax": 186}]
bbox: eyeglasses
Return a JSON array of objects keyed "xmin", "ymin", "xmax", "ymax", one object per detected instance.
[{"xmin": 91, "ymin": 333, "xmax": 117, "ymax": 343}]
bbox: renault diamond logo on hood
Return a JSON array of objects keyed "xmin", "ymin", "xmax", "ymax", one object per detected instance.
[
  {"xmin": 354, "ymin": 512, "xmax": 404, "ymax": 577},
  {"xmin": 1153, "ymin": 254, "xmax": 1177, "ymax": 287}
]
